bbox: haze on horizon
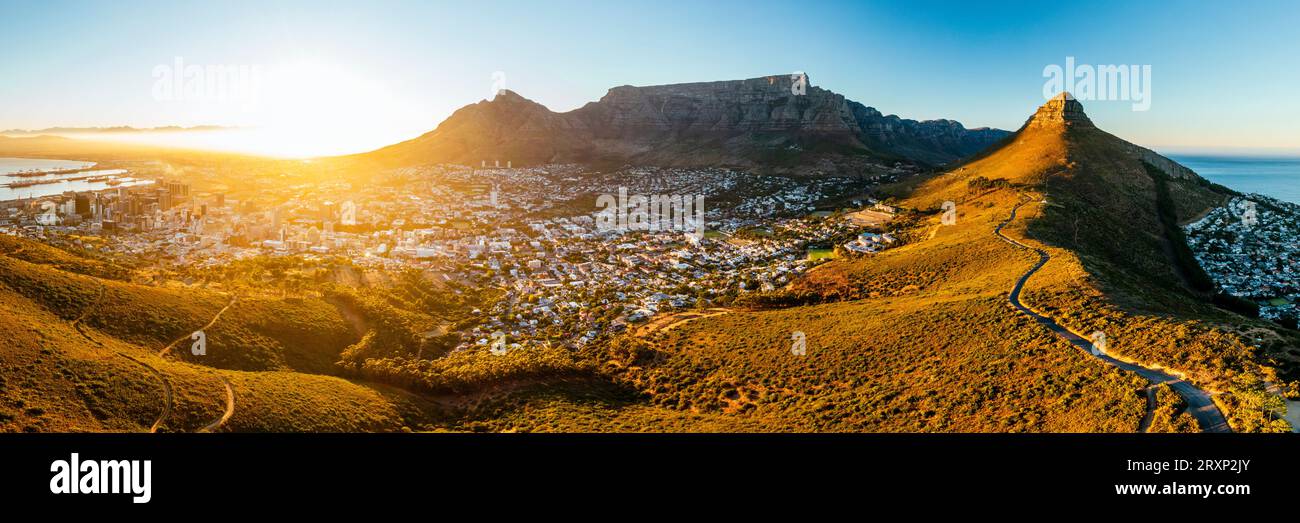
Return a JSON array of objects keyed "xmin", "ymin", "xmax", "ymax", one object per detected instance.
[{"xmin": 1, "ymin": 0, "xmax": 1297, "ymax": 158}]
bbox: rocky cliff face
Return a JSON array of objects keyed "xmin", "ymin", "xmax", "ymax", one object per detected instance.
[
  {"xmin": 1024, "ymin": 93, "xmax": 1198, "ymax": 181},
  {"xmin": 1026, "ymin": 92, "xmax": 1094, "ymax": 129},
  {"xmin": 363, "ymin": 74, "xmax": 1010, "ymax": 174}
]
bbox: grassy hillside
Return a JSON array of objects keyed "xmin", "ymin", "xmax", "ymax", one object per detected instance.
[
  {"xmin": 0, "ymin": 234, "xmax": 447, "ymax": 432},
  {"xmin": 458, "ymin": 97, "xmax": 1297, "ymax": 434},
  {"xmin": 879, "ymin": 104, "xmax": 1291, "ymax": 431}
]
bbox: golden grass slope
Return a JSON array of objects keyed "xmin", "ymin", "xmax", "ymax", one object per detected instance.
[
  {"xmin": 0, "ymin": 234, "xmax": 443, "ymax": 432},
  {"xmin": 538, "ymin": 102, "xmax": 1293, "ymax": 433}
]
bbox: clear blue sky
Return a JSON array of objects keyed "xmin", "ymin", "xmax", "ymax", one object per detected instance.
[{"xmin": 2, "ymin": 0, "xmax": 1297, "ymax": 153}]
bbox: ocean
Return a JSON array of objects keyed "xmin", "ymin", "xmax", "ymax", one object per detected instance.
[
  {"xmin": 0, "ymin": 157, "xmax": 150, "ymax": 202},
  {"xmin": 0, "ymin": 157, "xmax": 95, "ymax": 175},
  {"xmin": 1167, "ymin": 155, "xmax": 1300, "ymax": 204}
]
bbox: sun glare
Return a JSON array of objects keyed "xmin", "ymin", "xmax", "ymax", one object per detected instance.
[{"xmin": 83, "ymin": 61, "xmax": 425, "ymax": 158}]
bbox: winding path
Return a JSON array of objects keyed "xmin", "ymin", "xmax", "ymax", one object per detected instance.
[
  {"xmin": 67, "ymin": 280, "xmax": 175, "ymax": 432},
  {"xmin": 994, "ymin": 202, "xmax": 1232, "ymax": 433},
  {"xmin": 155, "ymin": 294, "xmax": 239, "ymax": 432},
  {"xmin": 197, "ymin": 377, "xmax": 235, "ymax": 432},
  {"xmin": 117, "ymin": 353, "xmax": 174, "ymax": 433},
  {"xmin": 160, "ymin": 296, "xmax": 237, "ymax": 357},
  {"xmin": 72, "ymin": 281, "xmax": 105, "ymax": 345}
]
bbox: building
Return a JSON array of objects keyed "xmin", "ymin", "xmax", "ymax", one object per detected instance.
[{"xmin": 74, "ymin": 194, "xmax": 91, "ymax": 218}]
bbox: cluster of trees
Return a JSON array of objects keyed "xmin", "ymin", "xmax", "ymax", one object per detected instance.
[
  {"xmin": 330, "ymin": 288, "xmax": 427, "ymax": 367},
  {"xmin": 1211, "ymin": 292, "xmax": 1261, "ymax": 318},
  {"xmin": 356, "ymin": 347, "xmax": 587, "ymax": 395},
  {"xmin": 966, "ymin": 176, "xmax": 1015, "ymax": 191},
  {"xmin": 1219, "ymin": 373, "xmax": 1291, "ymax": 433}
]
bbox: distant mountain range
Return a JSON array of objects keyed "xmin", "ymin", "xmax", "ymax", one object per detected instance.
[
  {"xmin": 0, "ymin": 125, "xmax": 232, "ymax": 136},
  {"xmin": 358, "ymin": 74, "xmax": 1009, "ymax": 174}
]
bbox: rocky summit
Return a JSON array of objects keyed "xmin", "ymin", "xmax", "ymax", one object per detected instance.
[
  {"xmin": 359, "ymin": 74, "xmax": 1010, "ymax": 174},
  {"xmin": 1026, "ymin": 92, "xmax": 1094, "ymax": 129}
]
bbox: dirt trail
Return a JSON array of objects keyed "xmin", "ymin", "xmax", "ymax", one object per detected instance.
[
  {"xmin": 198, "ymin": 377, "xmax": 235, "ymax": 432},
  {"xmin": 635, "ymin": 308, "xmax": 732, "ymax": 336},
  {"xmin": 117, "ymin": 353, "xmax": 174, "ymax": 433},
  {"xmin": 154, "ymin": 294, "xmax": 239, "ymax": 432},
  {"xmin": 326, "ymin": 295, "xmax": 372, "ymax": 339},
  {"xmin": 72, "ymin": 281, "xmax": 105, "ymax": 346},
  {"xmin": 160, "ymin": 295, "xmax": 237, "ymax": 356}
]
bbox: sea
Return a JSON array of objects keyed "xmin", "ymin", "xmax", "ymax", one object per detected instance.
[
  {"xmin": 1167, "ymin": 154, "xmax": 1300, "ymax": 204},
  {"xmin": 0, "ymin": 157, "xmax": 152, "ymax": 202}
]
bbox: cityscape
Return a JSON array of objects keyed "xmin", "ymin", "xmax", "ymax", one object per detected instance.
[
  {"xmin": 1185, "ymin": 195, "xmax": 1300, "ymax": 324},
  {"xmin": 1, "ymin": 162, "xmax": 903, "ymax": 356}
]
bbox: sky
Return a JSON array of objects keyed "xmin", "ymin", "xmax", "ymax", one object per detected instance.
[{"xmin": 1, "ymin": 0, "xmax": 1297, "ymax": 157}]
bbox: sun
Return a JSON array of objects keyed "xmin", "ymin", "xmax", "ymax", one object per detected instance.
[
  {"xmin": 93, "ymin": 60, "xmax": 426, "ymax": 159},
  {"xmin": 244, "ymin": 61, "xmax": 414, "ymax": 158}
]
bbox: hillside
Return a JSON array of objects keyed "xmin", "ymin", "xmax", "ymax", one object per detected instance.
[
  {"xmin": 355, "ymin": 74, "xmax": 1008, "ymax": 174},
  {"xmin": 0, "ymin": 236, "xmax": 451, "ymax": 432},
  {"xmin": 455, "ymin": 94, "xmax": 1293, "ymax": 433}
]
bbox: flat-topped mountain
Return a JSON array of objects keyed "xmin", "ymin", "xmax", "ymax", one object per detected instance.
[{"xmin": 358, "ymin": 74, "xmax": 1009, "ymax": 174}]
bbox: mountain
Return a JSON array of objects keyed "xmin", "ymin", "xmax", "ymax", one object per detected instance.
[
  {"xmin": 565, "ymin": 93, "xmax": 1293, "ymax": 433},
  {"xmin": 1, "ymin": 125, "xmax": 232, "ymax": 136},
  {"xmin": 359, "ymin": 74, "xmax": 1009, "ymax": 173}
]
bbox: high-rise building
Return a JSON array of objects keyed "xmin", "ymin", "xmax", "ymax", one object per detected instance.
[
  {"xmin": 74, "ymin": 194, "xmax": 91, "ymax": 218},
  {"xmin": 166, "ymin": 181, "xmax": 190, "ymax": 199}
]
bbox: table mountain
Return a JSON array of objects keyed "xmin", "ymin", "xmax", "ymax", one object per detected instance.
[{"xmin": 359, "ymin": 74, "xmax": 1008, "ymax": 174}]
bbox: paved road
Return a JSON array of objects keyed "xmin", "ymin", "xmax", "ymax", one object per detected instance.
[{"xmin": 995, "ymin": 202, "xmax": 1232, "ymax": 433}]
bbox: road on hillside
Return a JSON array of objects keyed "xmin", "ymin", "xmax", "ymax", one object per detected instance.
[{"xmin": 995, "ymin": 202, "xmax": 1232, "ymax": 433}]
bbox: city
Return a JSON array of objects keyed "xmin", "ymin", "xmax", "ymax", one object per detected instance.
[
  {"xmin": 0, "ymin": 162, "xmax": 904, "ymax": 355},
  {"xmin": 1184, "ymin": 195, "xmax": 1300, "ymax": 324}
]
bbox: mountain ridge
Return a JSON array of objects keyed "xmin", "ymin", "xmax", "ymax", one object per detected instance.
[
  {"xmin": 1, "ymin": 125, "xmax": 233, "ymax": 136},
  {"xmin": 357, "ymin": 74, "xmax": 1010, "ymax": 174}
]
